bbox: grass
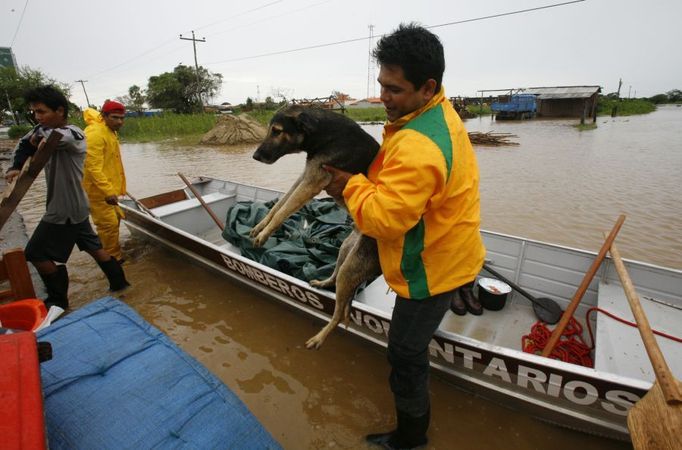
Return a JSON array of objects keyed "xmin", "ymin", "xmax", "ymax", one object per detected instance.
[
  {"xmin": 466, "ymin": 104, "xmax": 493, "ymax": 117},
  {"xmin": 597, "ymin": 98, "xmax": 656, "ymax": 116},
  {"xmin": 574, "ymin": 123, "xmax": 598, "ymax": 131},
  {"xmin": 239, "ymin": 106, "xmax": 388, "ymax": 125},
  {"xmin": 71, "ymin": 113, "xmax": 218, "ymax": 142}
]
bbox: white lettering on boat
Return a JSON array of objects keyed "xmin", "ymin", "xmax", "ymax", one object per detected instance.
[
  {"xmin": 219, "ymin": 254, "xmax": 323, "ymax": 310},
  {"xmin": 428, "ymin": 337, "xmax": 639, "ymax": 417}
]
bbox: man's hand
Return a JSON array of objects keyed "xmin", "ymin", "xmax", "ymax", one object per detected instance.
[
  {"xmin": 105, "ymin": 195, "xmax": 119, "ymax": 205},
  {"xmin": 5, "ymin": 169, "xmax": 20, "ymax": 184},
  {"xmin": 323, "ymin": 164, "xmax": 353, "ymax": 202}
]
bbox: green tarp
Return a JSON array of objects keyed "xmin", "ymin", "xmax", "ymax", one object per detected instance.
[{"xmin": 222, "ymin": 198, "xmax": 353, "ymax": 284}]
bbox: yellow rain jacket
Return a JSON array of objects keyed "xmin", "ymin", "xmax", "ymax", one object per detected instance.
[
  {"xmin": 83, "ymin": 108, "xmax": 127, "ymax": 260},
  {"xmin": 343, "ymin": 88, "xmax": 485, "ymax": 299}
]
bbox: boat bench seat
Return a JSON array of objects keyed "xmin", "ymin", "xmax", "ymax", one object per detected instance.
[
  {"xmin": 593, "ymin": 281, "xmax": 682, "ymax": 383},
  {"xmin": 151, "ymin": 192, "xmax": 235, "ymax": 218}
]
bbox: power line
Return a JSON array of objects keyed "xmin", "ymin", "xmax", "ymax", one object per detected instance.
[
  {"xmin": 206, "ymin": 0, "xmax": 585, "ymax": 65},
  {"xmin": 9, "ymin": 0, "xmax": 30, "ymax": 47},
  {"xmin": 193, "ymin": 0, "xmax": 284, "ymax": 32}
]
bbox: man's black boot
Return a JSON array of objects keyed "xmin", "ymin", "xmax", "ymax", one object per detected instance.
[
  {"xmin": 40, "ymin": 265, "xmax": 69, "ymax": 310},
  {"xmin": 97, "ymin": 258, "xmax": 131, "ymax": 291},
  {"xmin": 366, "ymin": 408, "xmax": 429, "ymax": 449},
  {"xmin": 459, "ymin": 281, "xmax": 483, "ymax": 315}
]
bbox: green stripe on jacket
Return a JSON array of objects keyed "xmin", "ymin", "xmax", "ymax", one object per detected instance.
[{"xmin": 400, "ymin": 103, "xmax": 454, "ymax": 298}]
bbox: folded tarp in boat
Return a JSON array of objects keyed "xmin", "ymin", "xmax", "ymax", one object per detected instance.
[
  {"xmin": 223, "ymin": 198, "xmax": 353, "ymax": 283},
  {"xmin": 37, "ymin": 297, "xmax": 281, "ymax": 449}
]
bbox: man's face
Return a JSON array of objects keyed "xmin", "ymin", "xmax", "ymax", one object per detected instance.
[
  {"xmin": 378, "ymin": 64, "xmax": 436, "ymax": 122},
  {"xmin": 30, "ymin": 102, "xmax": 65, "ymax": 128},
  {"xmin": 103, "ymin": 112, "xmax": 125, "ymax": 132}
]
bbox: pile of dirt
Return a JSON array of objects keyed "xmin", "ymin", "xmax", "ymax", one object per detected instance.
[{"xmin": 200, "ymin": 114, "xmax": 267, "ymax": 145}]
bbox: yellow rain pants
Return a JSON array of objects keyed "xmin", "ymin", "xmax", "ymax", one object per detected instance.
[{"xmin": 83, "ymin": 108, "xmax": 127, "ymax": 260}]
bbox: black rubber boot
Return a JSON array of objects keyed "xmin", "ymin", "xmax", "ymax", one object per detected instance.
[
  {"xmin": 366, "ymin": 409, "xmax": 429, "ymax": 449},
  {"xmin": 449, "ymin": 295, "xmax": 467, "ymax": 316},
  {"xmin": 40, "ymin": 265, "xmax": 69, "ymax": 310},
  {"xmin": 97, "ymin": 258, "xmax": 131, "ymax": 291},
  {"xmin": 459, "ymin": 281, "xmax": 483, "ymax": 316}
]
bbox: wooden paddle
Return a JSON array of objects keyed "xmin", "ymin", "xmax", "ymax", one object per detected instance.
[
  {"xmin": 0, "ymin": 131, "xmax": 63, "ymax": 232},
  {"xmin": 608, "ymin": 240, "xmax": 682, "ymax": 450},
  {"xmin": 125, "ymin": 191, "xmax": 159, "ymax": 219},
  {"xmin": 541, "ymin": 214, "xmax": 626, "ymax": 357},
  {"xmin": 177, "ymin": 172, "xmax": 225, "ymax": 230}
]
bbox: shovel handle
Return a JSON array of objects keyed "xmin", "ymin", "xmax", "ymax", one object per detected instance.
[
  {"xmin": 608, "ymin": 240, "xmax": 682, "ymax": 404},
  {"xmin": 541, "ymin": 214, "xmax": 626, "ymax": 357}
]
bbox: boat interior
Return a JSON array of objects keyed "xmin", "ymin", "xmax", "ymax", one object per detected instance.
[{"xmin": 123, "ymin": 177, "xmax": 682, "ymax": 382}]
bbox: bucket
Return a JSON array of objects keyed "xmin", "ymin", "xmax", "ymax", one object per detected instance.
[
  {"xmin": 0, "ymin": 299, "xmax": 47, "ymax": 331},
  {"xmin": 477, "ymin": 278, "xmax": 512, "ymax": 311}
]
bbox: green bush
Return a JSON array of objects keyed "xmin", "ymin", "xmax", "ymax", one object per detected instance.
[{"xmin": 8, "ymin": 124, "xmax": 33, "ymax": 139}]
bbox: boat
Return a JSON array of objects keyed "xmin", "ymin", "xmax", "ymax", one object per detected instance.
[{"xmin": 120, "ymin": 176, "xmax": 682, "ymax": 442}]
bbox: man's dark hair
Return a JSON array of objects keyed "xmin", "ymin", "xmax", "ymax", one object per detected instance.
[
  {"xmin": 373, "ymin": 23, "xmax": 445, "ymax": 92},
  {"xmin": 23, "ymin": 85, "xmax": 69, "ymax": 119}
]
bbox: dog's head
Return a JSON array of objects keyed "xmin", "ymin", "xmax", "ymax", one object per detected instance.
[{"xmin": 252, "ymin": 105, "xmax": 319, "ymax": 164}]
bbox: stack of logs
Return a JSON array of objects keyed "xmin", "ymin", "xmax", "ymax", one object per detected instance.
[{"xmin": 468, "ymin": 131, "xmax": 519, "ymax": 147}]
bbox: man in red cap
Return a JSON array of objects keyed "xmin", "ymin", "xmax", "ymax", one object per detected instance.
[{"xmin": 82, "ymin": 99, "xmax": 128, "ymax": 262}]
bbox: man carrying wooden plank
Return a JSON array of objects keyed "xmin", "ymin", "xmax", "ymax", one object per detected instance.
[{"xmin": 4, "ymin": 86, "xmax": 130, "ymax": 309}]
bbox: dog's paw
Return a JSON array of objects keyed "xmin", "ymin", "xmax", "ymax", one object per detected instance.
[
  {"xmin": 252, "ymin": 231, "xmax": 270, "ymax": 248},
  {"xmin": 305, "ymin": 334, "xmax": 324, "ymax": 350},
  {"xmin": 309, "ymin": 278, "xmax": 334, "ymax": 289}
]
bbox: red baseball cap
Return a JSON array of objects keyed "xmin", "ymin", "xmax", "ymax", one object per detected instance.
[{"xmin": 101, "ymin": 100, "xmax": 126, "ymax": 114}]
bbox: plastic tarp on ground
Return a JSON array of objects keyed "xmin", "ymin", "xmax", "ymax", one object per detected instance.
[
  {"xmin": 223, "ymin": 198, "xmax": 353, "ymax": 283},
  {"xmin": 37, "ymin": 297, "xmax": 281, "ymax": 450}
]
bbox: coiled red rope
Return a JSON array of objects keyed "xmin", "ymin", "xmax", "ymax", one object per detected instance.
[{"xmin": 522, "ymin": 307, "xmax": 682, "ymax": 368}]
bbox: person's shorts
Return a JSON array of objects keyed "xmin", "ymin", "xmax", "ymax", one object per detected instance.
[{"xmin": 25, "ymin": 219, "xmax": 102, "ymax": 263}]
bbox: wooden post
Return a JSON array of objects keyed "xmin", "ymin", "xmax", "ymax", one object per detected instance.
[
  {"xmin": 0, "ymin": 248, "xmax": 36, "ymax": 301},
  {"xmin": 177, "ymin": 172, "xmax": 225, "ymax": 230},
  {"xmin": 0, "ymin": 131, "xmax": 63, "ymax": 232}
]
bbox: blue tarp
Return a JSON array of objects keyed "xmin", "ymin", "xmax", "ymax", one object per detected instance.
[{"xmin": 37, "ymin": 297, "xmax": 281, "ymax": 449}]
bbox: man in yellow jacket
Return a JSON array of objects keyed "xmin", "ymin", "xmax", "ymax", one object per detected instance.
[
  {"xmin": 325, "ymin": 24, "xmax": 485, "ymax": 449},
  {"xmin": 83, "ymin": 100, "xmax": 127, "ymax": 262}
]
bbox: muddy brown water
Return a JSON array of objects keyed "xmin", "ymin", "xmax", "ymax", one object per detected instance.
[{"xmin": 14, "ymin": 106, "xmax": 682, "ymax": 449}]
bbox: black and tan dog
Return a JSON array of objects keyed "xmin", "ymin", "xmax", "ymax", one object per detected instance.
[{"xmin": 251, "ymin": 105, "xmax": 382, "ymax": 349}]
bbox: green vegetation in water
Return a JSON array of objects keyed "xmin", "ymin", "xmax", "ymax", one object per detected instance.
[
  {"xmin": 71, "ymin": 113, "xmax": 217, "ymax": 142},
  {"xmin": 466, "ymin": 104, "xmax": 493, "ymax": 117},
  {"xmin": 240, "ymin": 106, "xmax": 388, "ymax": 125},
  {"xmin": 597, "ymin": 98, "xmax": 656, "ymax": 116},
  {"xmin": 574, "ymin": 123, "xmax": 598, "ymax": 131},
  {"xmin": 7, "ymin": 124, "xmax": 33, "ymax": 139}
]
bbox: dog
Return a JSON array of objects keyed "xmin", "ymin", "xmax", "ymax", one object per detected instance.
[{"xmin": 251, "ymin": 105, "xmax": 382, "ymax": 349}]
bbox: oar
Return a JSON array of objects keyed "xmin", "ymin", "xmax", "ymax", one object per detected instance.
[
  {"xmin": 482, "ymin": 264, "xmax": 562, "ymax": 324},
  {"xmin": 125, "ymin": 191, "xmax": 159, "ymax": 219},
  {"xmin": 608, "ymin": 240, "xmax": 682, "ymax": 450},
  {"xmin": 541, "ymin": 214, "xmax": 626, "ymax": 357},
  {"xmin": 177, "ymin": 172, "xmax": 225, "ymax": 231}
]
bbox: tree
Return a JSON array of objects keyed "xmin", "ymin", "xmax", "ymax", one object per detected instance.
[
  {"xmin": 128, "ymin": 85, "xmax": 146, "ymax": 112},
  {"xmin": 146, "ymin": 64, "xmax": 222, "ymax": 113},
  {"xmin": 666, "ymin": 89, "xmax": 682, "ymax": 102},
  {"xmin": 332, "ymin": 91, "xmax": 351, "ymax": 104},
  {"xmin": 0, "ymin": 65, "xmax": 69, "ymax": 123}
]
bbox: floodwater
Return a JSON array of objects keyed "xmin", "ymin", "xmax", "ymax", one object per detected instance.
[{"xmin": 15, "ymin": 106, "xmax": 682, "ymax": 449}]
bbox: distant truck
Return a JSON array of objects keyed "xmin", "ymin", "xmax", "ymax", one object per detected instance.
[{"xmin": 491, "ymin": 93, "xmax": 537, "ymax": 120}]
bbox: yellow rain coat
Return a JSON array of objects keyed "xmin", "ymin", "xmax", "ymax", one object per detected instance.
[
  {"xmin": 83, "ymin": 108, "xmax": 127, "ymax": 260},
  {"xmin": 343, "ymin": 88, "xmax": 485, "ymax": 299}
]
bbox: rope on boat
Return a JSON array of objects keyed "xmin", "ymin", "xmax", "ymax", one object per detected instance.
[
  {"xmin": 522, "ymin": 308, "xmax": 682, "ymax": 368},
  {"xmin": 522, "ymin": 317, "xmax": 593, "ymax": 367}
]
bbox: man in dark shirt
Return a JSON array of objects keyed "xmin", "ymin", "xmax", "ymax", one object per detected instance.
[{"xmin": 5, "ymin": 86, "xmax": 130, "ymax": 309}]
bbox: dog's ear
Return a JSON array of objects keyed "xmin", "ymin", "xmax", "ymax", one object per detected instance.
[{"xmin": 296, "ymin": 110, "xmax": 319, "ymax": 134}]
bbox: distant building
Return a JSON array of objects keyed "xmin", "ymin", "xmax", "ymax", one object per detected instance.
[
  {"xmin": 348, "ymin": 97, "xmax": 383, "ymax": 109},
  {"xmin": 0, "ymin": 47, "xmax": 18, "ymax": 69},
  {"xmin": 521, "ymin": 86, "xmax": 601, "ymax": 120}
]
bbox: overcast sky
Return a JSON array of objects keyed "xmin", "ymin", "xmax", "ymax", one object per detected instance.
[{"xmin": 2, "ymin": 0, "xmax": 681, "ymax": 109}]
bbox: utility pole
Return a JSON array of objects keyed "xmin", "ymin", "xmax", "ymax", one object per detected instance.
[
  {"xmin": 75, "ymin": 79, "xmax": 91, "ymax": 108},
  {"xmin": 179, "ymin": 30, "xmax": 206, "ymax": 110},
  {"xmin": 367, "ymin": 24, "xmax": 375, "ymax": 99}
]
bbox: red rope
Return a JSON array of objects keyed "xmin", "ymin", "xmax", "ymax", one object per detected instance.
[
  {"xmin": 522, "ymin": 317, "xmax": 594, "ymax": 368},
  {"xmin": 584, "ymin": 306, "xmax": 682, "ymax": 349},
  {"xmin": 522, "ymin": 307, "xmax": 682, "ymax": 369}
]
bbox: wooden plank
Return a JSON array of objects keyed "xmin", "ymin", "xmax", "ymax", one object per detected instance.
[
  {"xmin": 1, "ymin": 248, "xmax": 36, "ymax": 300},
  {"xmin": 0, "ymin": 131, "xmax": 63, "ymax": 232},
  {"xmin": 138, "ymin": 189, "xmax": 187, "ymax": 209}
]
